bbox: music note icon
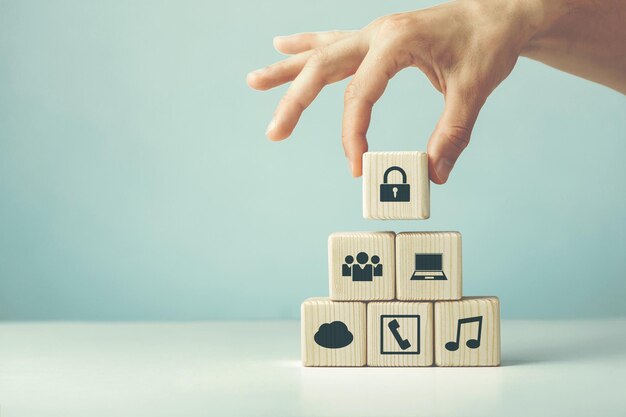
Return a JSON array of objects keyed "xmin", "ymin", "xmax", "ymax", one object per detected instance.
[{"xmin": 445, "ymin": 316, "xmax": 483, "ymax": 351}]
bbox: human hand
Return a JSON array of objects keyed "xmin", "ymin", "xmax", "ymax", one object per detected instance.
[{"xmin": 246, "ymin": 0, "xmax": 542, "ymax": 182}]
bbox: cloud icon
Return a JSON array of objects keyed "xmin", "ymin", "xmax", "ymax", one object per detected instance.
[{"xmin": 314, "ymin": 321, "xmax": 353, "ymax": 349}]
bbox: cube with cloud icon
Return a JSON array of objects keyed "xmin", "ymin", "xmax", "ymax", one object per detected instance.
[{"xmin": 301, "ymin": 298, "xmax": 366, "ymax": 366}]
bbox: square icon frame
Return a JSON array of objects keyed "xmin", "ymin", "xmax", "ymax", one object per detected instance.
[{"xmin": 380, "ymin": 314, "xmax": 421, "ymax": 355}]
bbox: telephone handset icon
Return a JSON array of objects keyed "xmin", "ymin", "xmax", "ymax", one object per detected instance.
[{"xmin": 387, "ymin": 319, "xmax": 411, "ymax": 350}]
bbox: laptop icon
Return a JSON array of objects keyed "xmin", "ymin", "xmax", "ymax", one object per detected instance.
[{"xmin": 410, "ymin": 254, "xmax": 447, "ymax": 280}]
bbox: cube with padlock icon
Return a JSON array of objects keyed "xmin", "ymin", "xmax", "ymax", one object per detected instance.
[
  {"xmin": 362, "ymin": 151, "xmax": 430, "ymax": 220},
  {"xmin": 380, "ymin": 166, "xmax": 411, "ymax": 202}
]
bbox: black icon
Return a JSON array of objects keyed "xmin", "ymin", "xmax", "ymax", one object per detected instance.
[
  {"xmin": 379, "ymin": 166, "xmax": 410, "ymax": 202},
  {"xmin": 314, "ymin": 321, "xmax": 353, "ymax": 349},
  {"xmin": 380, "ymin": 315, "xmax": 420, "ymax": 355},
  {"xmin": 445, "ymin": 316, "xmax": 483, "ymax": 351},
  {"xmin": 388, "ymin": 319, "xmax": 411, "ymax": 350},
  {"xmin": 410, "ymin": 254, "xmax": 448, "ymax": 281},
  {"xmin": 342, "ymin": 252, "xmax": 383, "ymax": 282}
]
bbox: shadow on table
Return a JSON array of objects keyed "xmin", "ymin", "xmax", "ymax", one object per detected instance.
[{"xmin": 501, "ymin": 319, "xmax": 626, "ymax": 366}]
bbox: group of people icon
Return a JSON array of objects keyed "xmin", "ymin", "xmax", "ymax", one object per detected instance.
[{"xmin": 342, "ymin": 252, "xmax": 383, "ymax": 282}]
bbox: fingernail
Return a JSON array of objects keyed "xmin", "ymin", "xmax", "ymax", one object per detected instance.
[
  {"xmin": 349, "ymin": 159, "xmax": 355, "ymax": 175},
  {"xmin": 265, "ymin": 117, "xmax": 276, "ymax": 136},
  {"xmin": 434, "ymin": 158, "xmax": 454, "ymax": 183},
  {"xmin": 273, "ymin": 36, "xmax": 284, "ymax": 50}
]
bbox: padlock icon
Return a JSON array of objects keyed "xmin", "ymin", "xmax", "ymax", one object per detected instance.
[{"xmin": 379, "ymin": 166, "xmax": 410, "ymax": 202}]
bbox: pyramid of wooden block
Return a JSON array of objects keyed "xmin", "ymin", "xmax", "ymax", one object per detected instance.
[{"xmin": 301, "ymin": 152, "xmax": 501, "ymax": 367}]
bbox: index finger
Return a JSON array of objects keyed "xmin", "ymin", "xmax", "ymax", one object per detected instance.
[{"xmin": 342, "ymin": 49, "xmax": 398, "ymax": 176}]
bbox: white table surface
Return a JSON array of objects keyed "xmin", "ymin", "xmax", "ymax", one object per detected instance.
[{"xmin": 1, "ymin": 319, "xmax": 625, "ymax": 417}]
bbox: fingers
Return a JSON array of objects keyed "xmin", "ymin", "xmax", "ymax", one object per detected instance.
[
  {"xmin": 248, "ymin": 31, "xmax": 356, "ymax": 91},
  {"xmin": 273, "ymin": 31, "xmax": 355, "ymax": 55},
  {"xmin": 342, "ymin": 48, "xmax": 399, "ymax": 176},
  {"xmin": 267, "ymin": 38, "xmax": 366, "ymax": 141},
  {"xmin": 247, "ymin": 50, "xmax": 314, "ymax": 91},
  {"xmin": 427, "ymin": 86, "xmax": 485, "ymax": 184}
]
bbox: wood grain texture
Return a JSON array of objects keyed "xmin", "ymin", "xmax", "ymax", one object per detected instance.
[
  {"xmin": 301, "ymin": 298, "xmax": 366, "ymax": 367},
  {"xmin": 362, "ymin": 151, "xmax": 430, "ymax": 220},
  {"xmin": 367, "ymin": 302, "xmax": 434, "ymax": 367},
  {"xmin": 434, "ymin": 297, "xmax": 500, "ymax": 367},
  {"xmin": 328, "ymin": 232, "xmax": 395, "ymax": 301},
  {"xmin": 396, "ymin": 232, "xmax": 462, "ymax": 301}
]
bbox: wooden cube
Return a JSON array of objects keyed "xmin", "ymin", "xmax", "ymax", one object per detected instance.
[
  {"xmin": 301, "ymin": 298, "xmax": 366, "ymax": 367},
  {"xmin": 434, "ymin": 297, "xmax": 500, "ymax": 366},
  {"xmin": 367, "ymin": 302, "xmax": 434, "ymax": 367},
  {"xmin": 328, "ymin": 232, "xmax": 395, "ymax": 301},
  {"xmin": 396, "ymin": 232, "xmax": 462, "ymax": 300},
  {"xmin": 362, "ymin": 151, "xmax": 430, "ymax": 220}
]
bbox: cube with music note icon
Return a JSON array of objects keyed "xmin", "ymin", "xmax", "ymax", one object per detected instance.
[{"xmin": 434, "ymin": 297, "xmax": 501, "ymax": 366}]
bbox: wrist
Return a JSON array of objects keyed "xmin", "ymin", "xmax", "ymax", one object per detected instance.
[
  {"xmin": 519, "ymin": 0, "xmax": 593, "ymax": 56},
  {"xmin": 508, "ymin": 0, "xmax": 559, "ymax": 51},
  {"xmin": 471, "ymin": 0, "xmax": 557, "ymax": 53}
]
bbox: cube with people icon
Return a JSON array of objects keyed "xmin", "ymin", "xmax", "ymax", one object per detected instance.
[
  {"xmin": 328, "ymin": 232, "xmax": 395, "ymax": 300},
  {"xmin": 362, "ymin": 151, "xmax": 430, "ymax": 220}
]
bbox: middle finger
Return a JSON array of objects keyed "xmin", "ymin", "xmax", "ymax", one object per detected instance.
[{"xmin": 267, "ymin": 37, "xmax": 368, "ymax": 140}]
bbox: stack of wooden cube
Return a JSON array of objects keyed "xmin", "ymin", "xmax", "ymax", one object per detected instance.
[{"xmin": 301, "ymin": 151, "xmax": 501, "ymax": 367}]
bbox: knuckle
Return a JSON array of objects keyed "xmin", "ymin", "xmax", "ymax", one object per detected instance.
[
  {"xmin": 308, "ymin": 48, "xmax": 331, "ymax": 68},
  {"xmin": 329, "ymin": 30, "xmax": 343, "ymax": 39},
  {"xmin": 305, "ymin": 49, "xmax": 332, "ymax": 82},
  {"xmin": 344, "ymin": 82, "xmax": 372, "ymax": 107},
  {"xmin": 367, "ymin": 15, "xmax": 388, "ymax": 30},
  {"xmin": 305, "ymin": 49, "xmax": 335, "ymax": 84},
  {"xmin": 341, "ymin": 128, "xmax": 354, "ymax": 149},
  {"xmin": 344, "ymin": 80, "xmax": 375, "ymax": 108},
  {"xmin": 341, "ymin": 131, "xmax": 368, "ymax": 156},
  {"xmin": 377, "ymin": 14, "xmax": 409, "ymax": 36},
  {"xmin": 442, "ymin": 125, "xmax": 472, "ymax": 152},
  {"xmin": 343, "ymin": 81, "xmax": 361, "ymax": 103},
  {"xmin": 279, "ymin": 94, "xmax": 305, "ymax": 114},
  {"xmin": 341, "ymin": 131, "xmax": 350, "ymax": 148}
]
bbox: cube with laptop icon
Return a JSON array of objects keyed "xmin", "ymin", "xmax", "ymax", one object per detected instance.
[{"xmin": 396, "ymin": 232, "xmax": 462, "ymax": 301}]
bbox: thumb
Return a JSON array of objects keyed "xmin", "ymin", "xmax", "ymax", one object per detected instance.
[{"xmin": 427, "ymin": 87, "xmax": 485, "ymax": 184}]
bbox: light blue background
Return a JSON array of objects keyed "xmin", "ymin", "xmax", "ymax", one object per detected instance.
[{"xmin": 1, "ymin": 0, "xmax": 624, "ymax": 320}]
